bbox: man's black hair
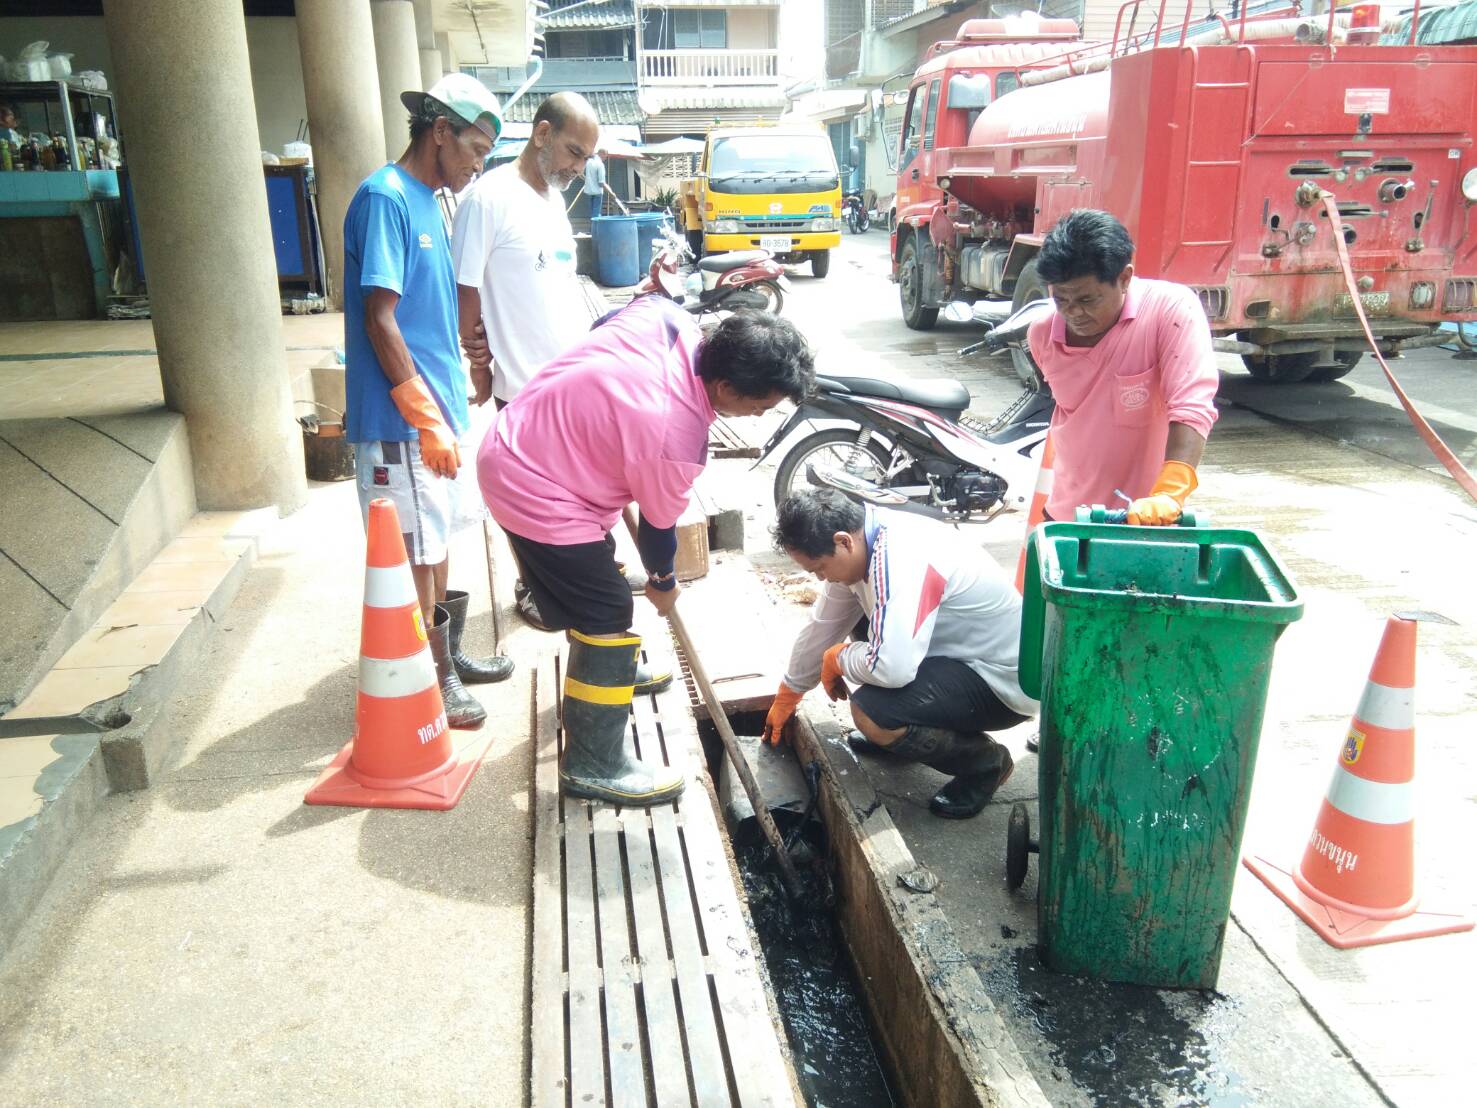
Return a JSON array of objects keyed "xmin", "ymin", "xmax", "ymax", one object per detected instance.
[
  {"xmin": 408, "ymin": 98, "xmax": 474, "ymax": 142},
  {"xmin": 1036, "ymin": 209, "xmax": 1135, "ymax": 285},
  {"xmin": 771, "ymin": 491, "xmax": 865, "ymax": 559},
  {"xmin": 695, "ymin": 311, "xmax": 815, "ymax": 402}
]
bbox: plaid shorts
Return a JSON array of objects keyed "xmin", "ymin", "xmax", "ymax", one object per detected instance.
[{"xmin": 354, "ymin": 439, "xmax": 452, "ymax": 565}]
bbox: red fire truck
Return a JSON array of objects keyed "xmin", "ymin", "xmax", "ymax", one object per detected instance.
[{"xmin": 891, "ymin": 3, "xmax": 1477, "ymax": 384}]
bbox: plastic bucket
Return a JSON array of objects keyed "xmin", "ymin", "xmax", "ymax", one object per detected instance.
[
  {"xmin": 634, "ymin": 212, "xmax": 673, "ymax": 273},
  {"xmin": 591, "ymin": 214, "xmax": 640, "ymax": 287}
]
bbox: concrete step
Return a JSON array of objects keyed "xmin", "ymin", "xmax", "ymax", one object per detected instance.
[
  {"xmin": 0, "ymin": 511, "xmax": 264, "ymax": 960},
  {"xmin": 0, "ymin": 411, "xmax": 196, "ymax": 715}
]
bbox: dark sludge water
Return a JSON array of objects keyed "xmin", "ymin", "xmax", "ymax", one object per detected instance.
[{"xmin": 733, "ymin": 816, "xmax": 898, "ymax": 1108}]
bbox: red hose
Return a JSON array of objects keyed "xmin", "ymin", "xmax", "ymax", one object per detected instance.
[{"xmin": 1321, "ymin": 193, "xmax": 1477, "ymax": 503}]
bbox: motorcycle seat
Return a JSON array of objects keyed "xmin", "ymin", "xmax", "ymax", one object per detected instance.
[
  {"xmin": 818, "ymin": 374, "xmax": 971, "ymax": 416},
  {"xmin": 698, "ymin": 251, "xmax": 769, "ymax": 273}
]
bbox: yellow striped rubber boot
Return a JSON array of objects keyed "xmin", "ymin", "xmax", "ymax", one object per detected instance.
[{"xmin": 561, "ymin": 631, "xmax": 685, "ymax": 807}]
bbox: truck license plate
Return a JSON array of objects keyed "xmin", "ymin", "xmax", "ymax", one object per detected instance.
[{"xmin": 759, "ymin": 236, "xmax": 792, "ymax": 252}]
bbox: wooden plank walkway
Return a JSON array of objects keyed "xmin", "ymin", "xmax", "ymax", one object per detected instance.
[{"xmin": 531, "ymin": 655, "xmax": 797, "ymax": 1108}]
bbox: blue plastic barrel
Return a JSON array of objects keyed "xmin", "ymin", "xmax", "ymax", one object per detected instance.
[
  {"xmin": 591, "ymin": 214, "xmax": 640, "ymax": 287},
  {"xmin": 634, "ymin": 212, "xmax": 674, "ymax": 276}
]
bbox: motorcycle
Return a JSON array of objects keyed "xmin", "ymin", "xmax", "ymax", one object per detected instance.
[
  {"xmin": 842, "ymin": 191, "xmax": 870, "ymax": 234},
  {"xmin": 638, "ymin": 223, "xmax": 789, "ymax": 316},
  {"xmin": 761, "ymin": 299, "xmax": 1055, "ymax": 523}
]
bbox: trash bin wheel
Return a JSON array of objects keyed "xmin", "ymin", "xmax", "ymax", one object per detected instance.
[{"xmin": 1006, "ymin": 803, "xmax": 1032, "ymax": 891}]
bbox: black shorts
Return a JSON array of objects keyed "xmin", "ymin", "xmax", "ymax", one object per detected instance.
[
  {"xmin": 850, "ymin": 656, "xmax": 1029, "ymax": 735},
  {"xmin": 503, "ymin": 530, "xmax": 632, "ymax": 635}
]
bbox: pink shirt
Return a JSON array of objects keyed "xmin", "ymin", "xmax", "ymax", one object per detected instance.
[
  {"xmin": 1027, "ymin": 277, "xmax": 1219, "ymax": 519},
  {"xmin": 478, "ymin": 296, "xmax": 714, "ymax": 545}
]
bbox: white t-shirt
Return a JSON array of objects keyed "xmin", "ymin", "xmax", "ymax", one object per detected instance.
[{"xmin": 451, "ymin": 161, "xmax": 586, "ymax": 401}]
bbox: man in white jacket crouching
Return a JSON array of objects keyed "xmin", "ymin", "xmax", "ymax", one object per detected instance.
[{"xmin": 762, "ymin": 490, "xmax": 1038, "ymax": 818}]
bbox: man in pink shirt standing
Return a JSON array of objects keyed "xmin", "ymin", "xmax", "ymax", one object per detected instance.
[
  {"xmin": 1027, "ymin": 209, "xmax": 1219, "ymax": 525},
  {"xmin": 480, "ymin": 297, "xmax": 814, "ymax": 805}
]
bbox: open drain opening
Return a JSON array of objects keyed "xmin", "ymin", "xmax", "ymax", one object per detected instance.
[
  {"xmin": 733, "ymin": 807, "xmax": 900, "ymax": 1106},
  {"xmin": 704, "ymin": 719, "xmax": 900, "ymax": 1107}
]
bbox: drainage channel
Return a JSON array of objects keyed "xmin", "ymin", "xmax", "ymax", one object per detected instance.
[{"xmin": 697, "ymin": 716, "xmax": 899, "ymax": 1108}]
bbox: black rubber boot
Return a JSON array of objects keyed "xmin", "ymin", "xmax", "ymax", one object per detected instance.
[
  {"xmin": 429, "ymin": 606, "xmax": 487, "ymax": 729},
  {"xmin": 561, "ymin": 631, "xmax": 684, "ymax": 807},
  {"xmin": 887, "ymin": 725, "xmax": 1014, "ymax": 820},
  {"xmin": 441, "ymin": 590, "xmax": 514, "ymax": 685}
]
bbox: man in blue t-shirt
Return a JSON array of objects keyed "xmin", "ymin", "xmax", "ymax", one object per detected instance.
[{"xmin": 344, "ymin": 73, "xmax": 513, "ymax": 729}]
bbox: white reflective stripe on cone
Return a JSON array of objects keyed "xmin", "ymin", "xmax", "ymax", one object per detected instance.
[
  {"xmin": 1354, "ymin": 679, "xmax": 1415, "ymax": 731},
  {"xmin": 1035, "ymin": 467, "xmax": 1055, "ymax": 494},
  {"xmin": 1325, "ymin": 764, "xmax": 1415, "ymax": 825},
  {"xmin": 359, "ymin": 650, "xmax": 438, "ymax": 699},
  {"xmin": 363, "ymin": 565, "xmax": 419, "ymax": 610}
]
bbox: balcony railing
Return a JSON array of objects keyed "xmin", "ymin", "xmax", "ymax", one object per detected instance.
[{"xmin": 641, "ymin": 49, "xmax": 780, "ymax": 86}]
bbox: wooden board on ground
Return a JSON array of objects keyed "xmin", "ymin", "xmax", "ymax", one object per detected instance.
[
  {"xmin": 708, "ymin": 417, "xmax": 761, "ymax": 459},
  {"xmin": 530, "ymin": 655, "xmax": 797, "ymax": 1107},
  {"xmin": 647, "ymin": 557, "xmax": 785, "ymax": 722}
]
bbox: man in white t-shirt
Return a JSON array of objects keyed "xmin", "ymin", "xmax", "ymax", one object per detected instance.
[
  {"xmin": 453, "ymin": 91, "xmax": 597, "ymax": 406},
  {"xmin": 453, "ymin": 92, "xmax": 615, "ymax": 634}
]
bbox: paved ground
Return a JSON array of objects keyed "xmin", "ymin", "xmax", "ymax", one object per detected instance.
[
  {"xmin": 0, "ymin": 483, "xmax": 545, "ymax": 1105},
  {"xmin": 747, "ymin": 232, "xmax": 1477, "ymax": 1108},
  {"xmin": 2, "ymin": 232, "xmax": 1472, "ymax": 1107}
]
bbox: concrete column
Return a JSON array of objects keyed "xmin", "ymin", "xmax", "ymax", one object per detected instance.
[
  {"xmin": 436, "ymin": 30, "xmax": 457, "ymax": 78},
  {"xmin": 408, "ymin": 1, "xmax": 440, "ymax": 100},
  {"xmin": 296, "ymin": 0, "xmax": 385, "ymax": 310},
  {"xmin": 371, "ymin": 0, "xmax": 422, "ymax": 162},
  {"xmin": 419, "ymin": 49, "xmax": 444, "ymax": 91},
  {"xmin": 104, "ymin": 0, "xmax": 306, "ymax": 513},
  {"xmin": 411, "ymin": 0, "xmax": 436, "ymax": 47}
]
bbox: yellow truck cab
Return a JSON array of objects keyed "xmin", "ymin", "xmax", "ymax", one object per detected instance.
[{"xmin": 679, "ymin": 125, "xmax": 842, "ymax": 278}]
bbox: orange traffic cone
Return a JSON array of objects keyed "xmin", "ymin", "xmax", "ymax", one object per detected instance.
[
  {"xmin": 1243, "ymin": 614, "xmax": 1473, "ymax": 948},
  {"xmin": 305, "ymin": 498, "xmax": 494, "ymax": 810},
  {"xmin": 1014, "ymin": 431, "xmax": 1055, "ymax": 594}
]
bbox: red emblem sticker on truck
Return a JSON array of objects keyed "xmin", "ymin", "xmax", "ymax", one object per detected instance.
[{"xmin": 1344, "ymin": 88, "xmax": 1390, "ymax": 115}]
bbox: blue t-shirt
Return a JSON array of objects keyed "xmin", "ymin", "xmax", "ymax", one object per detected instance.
[{"xmin": 343, "ymin": 163, "xmax": 468, "ymax": 444}]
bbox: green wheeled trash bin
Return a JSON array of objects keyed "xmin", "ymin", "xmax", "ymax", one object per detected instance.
[{"xmin": 1017, "ymin": 510, "xmax": 1302, "ymax": 989}]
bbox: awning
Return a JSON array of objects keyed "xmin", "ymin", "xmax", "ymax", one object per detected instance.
[
  {"xmin": 1381, "ymin": 0, "xmax": 1477, "ymax": 44},
  {"xmin": 637, "ymin": 136, "xmax": 706, "ymax": 156},
  {"xmin": 503, "ymin": 89, "xmax": 644, "ymax": 125},
  {"xmin": 641, "ymin": 108, "xmax": 782, "ymax": 137},
  {"xmin": 786, "ymin": 88, "xmax": 870, "ymax": 124},
  {"xmin": 638, "ymin": 88, "xmax": 787, "ymax": 112},
  {"xmin": 540, "ymin": 0, "xmax": 635, "ymax": 31},
  {"xmin": 879, "ymin": 0, "xmax": 976, "ymax": 39}
]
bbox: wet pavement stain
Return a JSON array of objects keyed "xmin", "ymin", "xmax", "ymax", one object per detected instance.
[{"xmin": 979, "ymin": 946, "xmax": 1254, "ymax": 1107}]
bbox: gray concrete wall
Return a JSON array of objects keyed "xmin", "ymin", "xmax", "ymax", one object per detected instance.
[{"xmin": 0, "ymin": 16, "xmax": 309, "ymax": 159}]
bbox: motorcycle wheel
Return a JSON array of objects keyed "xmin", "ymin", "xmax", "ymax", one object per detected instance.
[
  {"xmin": 751, "ymin": 280, "xmax": 784, "ymax": 315},
  {"xmin": 859, "ymin": 211, "xmax": 870, "ymax": 233},
  {"xmin": 773, "ymin": 428, "xmax": 893, "ymax": 508},
  {"xmin": 1009, "ymin": 259, "xmax": 1048, "ymax": 389}
]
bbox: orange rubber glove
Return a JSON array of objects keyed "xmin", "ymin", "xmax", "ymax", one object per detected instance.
[
  {"xmin": 389, "ymin": 376, "xmax": 460, "ymax": 478},
  {"xmin": 1127, "ymin": 460, "xmax": 1198, "ymax": 526},
  {"xmin": 820, "ymin": 643, "xmax": 850, "ymax": 702},
  {"xmin": 762, "ymin": 684, "xmax": 804, "ymax": 746}
]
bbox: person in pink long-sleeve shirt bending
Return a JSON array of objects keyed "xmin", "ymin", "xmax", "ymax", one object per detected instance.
[
  {"xmin": 1026, "ymin": 210, "xmax": 1220, "ymax": 525},
  {"xmin": 479, "ymin": 297, "xmax": 814, "ymax": 806}
]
